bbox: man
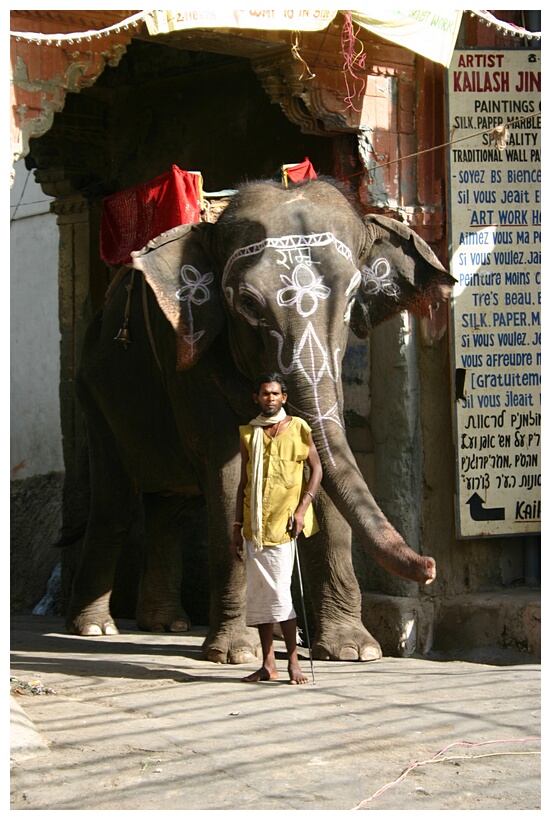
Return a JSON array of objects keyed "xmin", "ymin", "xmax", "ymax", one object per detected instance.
[{"xmin": 231, "ymin": 373, "xmax": 322, "ymax": 684}]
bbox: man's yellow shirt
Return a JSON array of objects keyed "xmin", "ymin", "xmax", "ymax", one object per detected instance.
[{"xmin": 240, "ymin": 416, "xmax": 319, "ymax": 546}]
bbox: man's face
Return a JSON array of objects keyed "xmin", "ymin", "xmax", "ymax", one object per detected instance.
[{"xmin": 254, "ymin": 381, "xmax": 287, "ymax": 417}]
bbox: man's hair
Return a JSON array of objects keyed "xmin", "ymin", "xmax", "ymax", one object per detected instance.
[{"xmin": 253, "ymin": 372, "xmax": 288, "ymax": 395}]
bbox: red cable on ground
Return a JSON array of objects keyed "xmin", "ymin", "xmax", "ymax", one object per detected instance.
[{"xmin": 351, "ymin": 737, "xmax": 541, "ymax": 809}]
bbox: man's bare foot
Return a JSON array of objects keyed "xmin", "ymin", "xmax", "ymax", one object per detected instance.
[
  {"xmin": 424, "ymin": 557, "xmax": 437, "ymax": 585},
  {"xmin": 242, "ymin": 665, "xmax": 278, "ymax": 682},
  {"xmin": 288, "ymin": 662, "xmax": 308, "ymax": 685}
]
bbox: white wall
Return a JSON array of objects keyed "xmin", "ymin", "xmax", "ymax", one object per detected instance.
[{"xmin": 10, "ymin": 160, "xmax": 64, "ymax": 478}]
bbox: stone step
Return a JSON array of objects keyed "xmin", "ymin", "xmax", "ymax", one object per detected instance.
[{"xmin": 361, "ymin": 588, "xmax": 540, "ymax": 661}]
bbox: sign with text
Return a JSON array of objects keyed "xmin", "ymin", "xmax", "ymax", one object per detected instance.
[{"xmin": 446, "ymin": 48, "xmax": 541, "ymax": 538}]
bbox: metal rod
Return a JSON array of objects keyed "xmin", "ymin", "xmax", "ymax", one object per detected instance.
[{"xmin": 290, "ymin": 514, "xmax": 315, "ymax": 684}]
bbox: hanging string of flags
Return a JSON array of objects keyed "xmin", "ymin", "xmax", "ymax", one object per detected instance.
[
  {"xmin": 469, "ymin": 10, "xmax": 541, "ymax": 40},
  {"xmin": 10, "ymin": 11, "xmax": 147, "ymax": 44}
]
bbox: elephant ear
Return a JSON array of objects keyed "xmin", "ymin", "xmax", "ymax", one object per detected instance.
[
  {"xmin": 350, "ymin": 213, "xmax": 455, "ymax": 338},
  {"xmin": 132, "ymin": 222, "xmax": 224, "ymax": 370}
]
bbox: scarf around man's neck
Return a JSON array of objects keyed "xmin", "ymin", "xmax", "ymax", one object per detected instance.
[{"xmin": 249, "ymin": 407, "xmax": 288, "ymax": 551}]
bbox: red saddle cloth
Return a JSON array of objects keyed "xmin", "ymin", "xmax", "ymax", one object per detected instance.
[
  {"xmin": 100, "ymin": 165, "xmax": 203, "ymax": 265},
  {"xmin": 282, "ymin": 157, "xmax": 317, "ymax": 185}
]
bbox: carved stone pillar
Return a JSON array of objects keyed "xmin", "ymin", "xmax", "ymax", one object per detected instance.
[{"xmin": 48, "ymin": 190, "xmax": 105, "ymax": 602}]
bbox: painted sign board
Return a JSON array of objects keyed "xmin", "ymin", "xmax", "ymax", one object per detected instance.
[{"xmin": 446, "ymin": 48, "xmax": 541, "ymax": 538}]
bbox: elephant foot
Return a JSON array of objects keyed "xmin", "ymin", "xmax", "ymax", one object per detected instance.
[
  {"xmin": 67, "ymin": 610, "xmax": 119, "ymax": 637},
  {"xmin": 150, "ymin": 619, "xmax": 190, "ymax": 633},
  {"xmin": 312, "ymin": 621, "xmax": 382, "ymax": 662},
  {"xmin": 136, "ymin": 606, "xmax": 191, "ymax": 633},
  {"xmin": 202, "ymin": 624, "xmax": 261, "ymax": 665}
]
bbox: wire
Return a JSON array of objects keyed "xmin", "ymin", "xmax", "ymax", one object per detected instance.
[
  {"xmin": 350, "ymin": 737, "xmax": 541, "ymax": 809},
  {"xmin": 10, "ymin": 167, "xmax": 32, "ymax": 223},
  {"xmin": 344, "ymin": 113, "xmax": 538, "ymax": 180}
]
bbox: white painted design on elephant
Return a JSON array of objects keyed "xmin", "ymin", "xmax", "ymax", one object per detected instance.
[
  {"xmin": 222, "ymin": 233, "xmax": 368, "ymax": 464},
  {"xmin": 222, "ymin": 232, "xmax": 354, "ymax": 303},
  {"xmin": 271, "ymin": 322, "xmax": 342, "ymax": 466},
  {"xmin": 344, "ymin": 269, "xmax": 362, "ymax": 323},
  {"xmin": 277, "ymin": 263, "xmax": 331, "ymax": 318},
  {"xmin": 361, "ymin": 257, "xmax": 400, "ymax": 297},
  {"xmin": 175, "ymin": 264, "xmax": 213, "ymax": 355},
  {"xmin": 176, "ymin": 265, "xmax": 213, "ymax": 305}
]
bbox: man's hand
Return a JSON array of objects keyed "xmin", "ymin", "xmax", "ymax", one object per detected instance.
[{"xmin": 287, "ymin": 511, "xmax": 305, "ymax": 539}]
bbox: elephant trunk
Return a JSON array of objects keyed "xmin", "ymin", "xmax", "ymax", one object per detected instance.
[{"xmin": 291, "ymin": 388, "xmax": 433, "ymax": 584}]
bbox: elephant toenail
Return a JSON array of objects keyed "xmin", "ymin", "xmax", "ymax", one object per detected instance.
[{"xmin": 81, "ymin": 624, "xmax": 103, "ymax": 636}]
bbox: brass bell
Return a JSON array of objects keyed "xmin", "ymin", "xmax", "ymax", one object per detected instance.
[{"xmin": 114, "ymin": 322, "xmax": 132, "ymax": 348}]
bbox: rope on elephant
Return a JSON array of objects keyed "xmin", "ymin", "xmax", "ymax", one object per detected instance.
[
  {"xmin": 349, "ymin": 736, "xmax": 541, "ymax": 808},
  {"xmin": 142, "ymin": 275, "xmax": 163, "ymax": 372},
  {"xmin": 103, "ymin": 265, "xmax": 131, "ymax": 306}
]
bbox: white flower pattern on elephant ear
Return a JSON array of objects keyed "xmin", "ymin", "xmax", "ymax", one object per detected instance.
[
  {"xmin": 360, "ymin": 257, "xmax": 400, "ymax": 297},
  {"xmin": 182, "ymin": 329, "xmax": 205, "ymax": 346},
  {"xmin": 174, "ymin": 264, "xmax": 212, "ymax": 359},
  {"xmin": 175, "ymin": 264, "xmax": 213, "ymax": 305},
  {"xmin": 277, "ymin": 264, "xmax": 331, "ymax": 318}
]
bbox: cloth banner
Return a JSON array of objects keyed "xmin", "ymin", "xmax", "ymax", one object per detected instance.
[
  {"xmin": 351, "ymin": 10, "xmax": 463, "ymax": 68},
  {"xmin": 282, "ymin": 157, "xmax": 317, "ymax": 185},
  {"xmin": 145, "ymin": 9, "xmax": 338, "ymax": 34},
  {"xmin": 145, "ymin": 10, "xmax": 463, "ymax": 67},
  {"xmin": 100, "ymin": 166, "xmax": 203, "ymax": 265}
]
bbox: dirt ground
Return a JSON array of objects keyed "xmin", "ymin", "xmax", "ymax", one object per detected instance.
[{"xmin": 10, "ymin": 615, "xmax": 541, "ymax": 812}]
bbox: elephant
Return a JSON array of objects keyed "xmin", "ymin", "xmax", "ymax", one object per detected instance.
[{"xmin": 68, "ymin": 177, "xmax": 454, "ymax": 663}]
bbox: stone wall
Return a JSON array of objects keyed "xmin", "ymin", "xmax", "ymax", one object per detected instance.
[{"xmin": 10, "ymin": 473, "xmax": 63, "ymax": 613}]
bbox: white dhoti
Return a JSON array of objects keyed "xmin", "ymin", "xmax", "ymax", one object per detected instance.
[{"xmin": 245, "ymin": 538, "xmax": 296, "ymax": 626}]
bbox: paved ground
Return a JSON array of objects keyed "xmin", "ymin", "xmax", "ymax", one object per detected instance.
[{"xmin": 10, "ymin": 614, "xmax": 541, "ymax": 812}]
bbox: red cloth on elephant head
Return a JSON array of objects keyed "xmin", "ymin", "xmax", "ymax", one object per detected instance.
[
  {"xmin": 282, "ymin": 158, "xmax": 317, "ymax": 185},
  {"xmin": 100, "ymin": 166, "xmax": 203, "ymax": 265}
]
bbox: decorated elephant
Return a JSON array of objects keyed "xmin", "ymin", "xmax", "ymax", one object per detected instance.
[{"xmin": 68, "ymin": 177, "xmax": 454, "ymax": 662}]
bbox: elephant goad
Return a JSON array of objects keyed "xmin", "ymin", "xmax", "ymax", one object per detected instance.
[{"xmin": 69, "ymin": 178, "xmax": 454, "ymax": 663}]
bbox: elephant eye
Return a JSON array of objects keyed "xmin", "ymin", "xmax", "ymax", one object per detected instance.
[{"xmin": 238, "ymin": 288, "xmax": 266, "ymax": 325}]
